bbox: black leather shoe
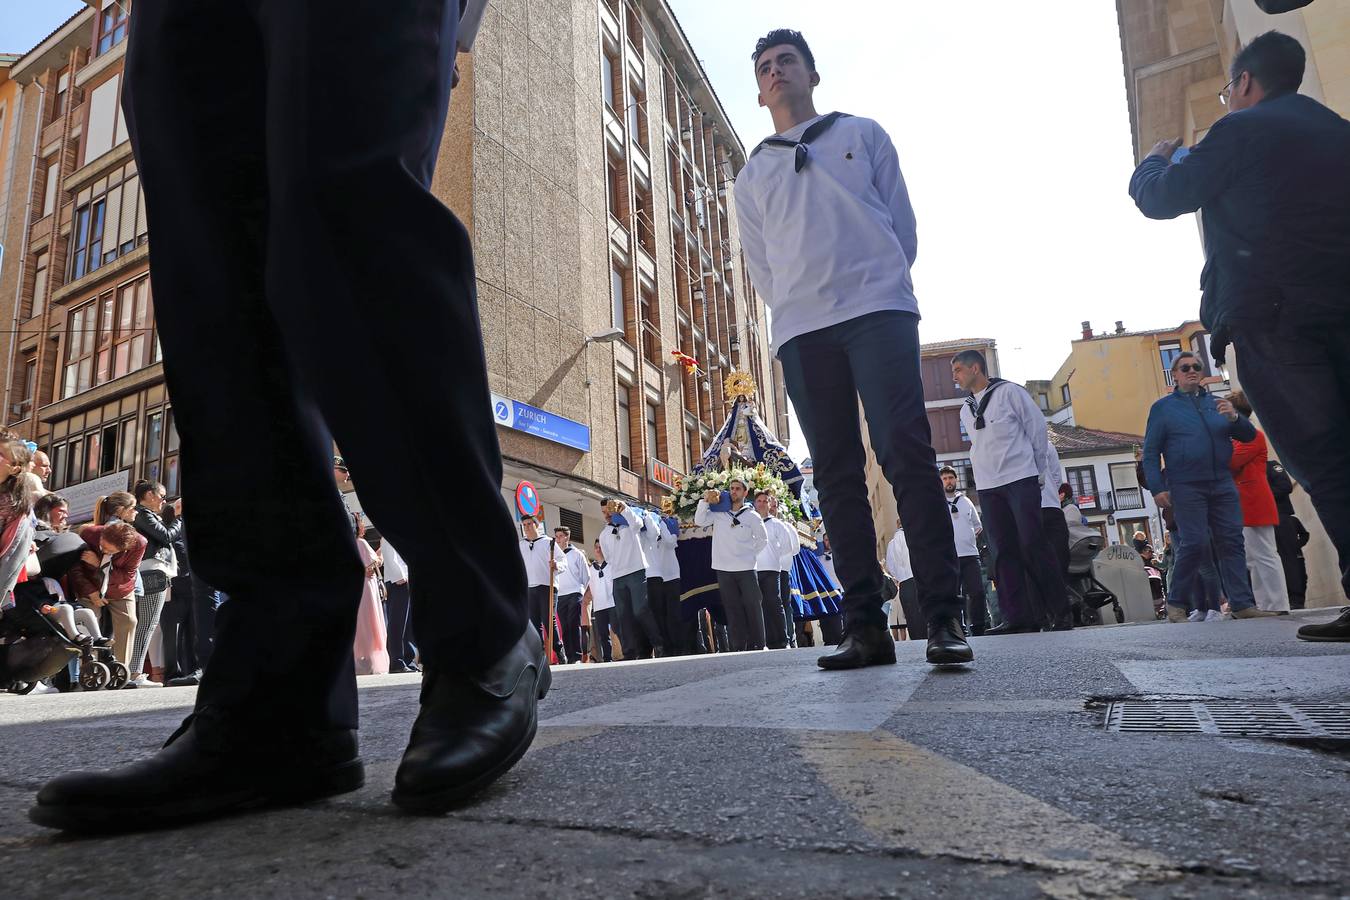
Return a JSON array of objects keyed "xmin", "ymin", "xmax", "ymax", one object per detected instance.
[
  {"xmin": 29, "ymin": 710, "xmax": 363, "ymax": 832},
  {"xmin": 817, "ymin": 626, "xmax": 897, "ymax": 670},
  {"xmin": 167, "ymin": 670, "xmax": 203, "ymax": 687},
  {"xmin": 1047, "ymin": 620, "xmax": 1075, "ymax": 632},
  {"xmin": 926, "ymin": 617, "xmax": 975, "ymax": 665},
  {"xmin": 985, "ymin": 621, "xmax": 1039, "ymax": 636},
  {"xmin": 392, "ymin": 624, "xmax": 550, "ymax": 813}
]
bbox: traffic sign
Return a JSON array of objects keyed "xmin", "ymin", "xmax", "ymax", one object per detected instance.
[{"xmin": 515, "ymin": 481, "xmax": 540, "ymax": 519}]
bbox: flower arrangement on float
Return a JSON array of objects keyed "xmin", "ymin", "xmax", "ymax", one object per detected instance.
[{"xmin": 664, "ymin": 462, "xmax": 804, "ymax": 524}]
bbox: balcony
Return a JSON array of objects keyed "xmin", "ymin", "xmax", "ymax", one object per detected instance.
[{"xmin": 1111, "ymin": 487, "xmax": 1145, "ymax": 511}]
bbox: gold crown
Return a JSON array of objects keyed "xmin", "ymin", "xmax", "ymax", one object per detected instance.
[{"xmin": 724, "ymin": 370, "xmax": 756, "ymax": 401}]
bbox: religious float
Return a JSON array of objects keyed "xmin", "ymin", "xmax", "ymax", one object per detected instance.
[{"xmin": 665, "ymin": 370, "xmax": 842, "ymax": 642}]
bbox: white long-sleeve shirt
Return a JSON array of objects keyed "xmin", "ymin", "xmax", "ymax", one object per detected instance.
[
  {"xmin": 960, "ymin": 380, "xmax": 1049, "ymax": 491},
  {"xmin": 1040, "ymin": 440, "xmax": 1066, "ymax": 510},
  {"xmin": 653, "ymin": 517, "xmax": 681, "ymax": 583},
  {"xmin": 885, "ymin": 528, "xmax": 914, "ymax": 582},
  {"xmin": 381, "ymin": 540, "xmax": 409, "ymax": 583},
  {"xmin": 587, "ymin": 561, "xmax": 615, "ymax": 612},
  {"xmin": 597, "ymin": 505, "xmax": 648, "ymax": 579},
  {"xmin": 734, "ymin": 114, "xmax": 919, "ymax": 351},
  {"xmin": 518, "ymin": 537, "xmax": 564, "ymax": 589},
  {"xmin": 695, "ymin": 498, "xmax": 769, "ymax": 572},
  {"xmin": 755, "ymin": 515, "xmax": 796, "ymax": 573},
  {"xmin": 556, "ymin": 544, "xmax": 590, "ymax": 596},
  {"xmin": 774, "ymin": 518, "xmax": 799, "ymax": 573},
  {"xmin": 944, "ymin": 492, "xmax": 982, "ymax": 558}
]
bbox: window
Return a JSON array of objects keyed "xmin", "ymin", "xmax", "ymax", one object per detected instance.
[
  {"xmin": 601, "ymin": 50, "xmax": 617, "ymax": 112},
  {"xmin": 41, "ymin": 156, "xmax": 59, "ymax": 217},
  {"xmin": 628, "ymin": 89, "xmax": 646, "ymax": 149},
  {"xmin": 1038, "ymin": 392, "xmax": 1049, "ymax": 411},
  {"xmin": 1159, "ymin": 341, "xmax": 1182, "ymax": 387},
  {"xmin": 85, "ymin": 75, "xmax": 124, "ymax": 163},
  {"xmin": 639, "ymin": 280, "xmax": 658, "ymax": 364},
  {"xmin": 958, "ymin": 418, "xmax": 970, "ymax": 444},
  {"xmin": 29, "ymin": 251, "xmax": 49, "ymax": 318},
  {"xmin": 61, "ymin": 276, "xmax": 155, "ymax": 398},
  {"xmin": 686, "ymin": 425, "xmax": 697, "ymax": 470},
  {"xmin": 19, "ymin": 357, "xmax": 36, "ymax": 412},
  {"xmin": 1061, "ymin": 383, "xmax": 1071, "ymax": 405},
  {"xmin": 617, "ymin": 385, "xmax": 633, "ymax": 470},
  {"xmin": 97, "ymin": 0, "xmax": 130, "ymax": 56},
  {"xmin": 1066, "ymin": 466, "xmax": 1099, "ymax": 510},
  {"xmin": 605, "ymin": 158, "xmax": 621, "ymax": 217},
  {"xmin": 610, "ymin": 264, "xmax": 627, "ymax": 332},
  {"xmin": 52, "ymin": 72, "xmax": 69, "ymax": 121},
  {"xmin": 1109, "ymin": 462, "xmax": 1144, "ymax": 511},
  {"xmin": 645, "ymin": 400, "xmax": 659, "ymax": 463},
  {"xmin": 67, "ymin": 165, "xmax": 146, "ymax": 281}
]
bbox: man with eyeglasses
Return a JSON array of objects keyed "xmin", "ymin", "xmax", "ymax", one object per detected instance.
[
  {"xmin": 1142, "ymin": 353, "xmax": 1278, "ymax": 622},
  {"xmin": 940, "ymin": 466, "xmax": 989, "ymax": 636},
  {"xmin": 1129, "ymin": 31, "xmax": 1350, "ymax": 637}
]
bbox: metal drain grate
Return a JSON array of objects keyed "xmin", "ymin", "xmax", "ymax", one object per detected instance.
[{"xmin": 1105, "ymin": 701, "xmax": 1350, "ymax": 740}]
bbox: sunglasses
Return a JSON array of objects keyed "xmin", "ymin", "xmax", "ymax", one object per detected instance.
[{"xmin": 1176, "ymin": 363, "xmax": 1204, "ymax": 373}]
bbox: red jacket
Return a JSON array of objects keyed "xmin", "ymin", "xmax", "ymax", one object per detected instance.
[
  {"xmin": 1229, "ymin": 430, "xmax": 1279, "ymax": 527},
  {"xmin": 64, "ymin": 525, "xmax": 146, "ymax": 601}
]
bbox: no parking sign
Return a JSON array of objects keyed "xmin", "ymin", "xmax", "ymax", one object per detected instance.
[{"xmin": 515, "ymin": 481, "xmax": 540, "ymax": 519}]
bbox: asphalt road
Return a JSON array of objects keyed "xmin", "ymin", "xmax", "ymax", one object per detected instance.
[{"xmin": 3, "ymin": 609, "xmax": 1348, "ymax": 899}]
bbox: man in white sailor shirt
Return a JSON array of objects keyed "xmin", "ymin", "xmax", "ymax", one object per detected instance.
[
  {"xmin": 941, "ymin": 466, "xmax": 989, "ymax": 636},
  {"xmin": 584, "ymin": 541, "xmax": 616, "ymax": 663},
  {"xmin": 953, "ymin": 349, "xmax": 1072, "ymax": 635},
  {"xmin": 518, "ymin": 516, "xmax": 565, "ymax": 659},
  {"xmin": 696, "ymin": 478, "xmax": 769, "ymax": 651},
  {"xmin": 754, "ymin": 489, "xmax": 797, "ymax": 650},
  {"xmin": 552, "ymin": 526, "xmax": 590, "ymax": 664},
  {"xmin": 597, "ymin": 498, "xmax": 665, "ymax": 658}
]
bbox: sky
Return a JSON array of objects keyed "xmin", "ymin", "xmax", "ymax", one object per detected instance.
[
  {"xmin": 5, "ymin": 0, "xmax": 1208, "ymax": 462},
  {"xmin": 665, "ymin": 0, "xmax": 1206, "ymax": 458}
]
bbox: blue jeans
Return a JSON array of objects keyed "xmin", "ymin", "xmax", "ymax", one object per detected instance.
[
  {"xmin": 1169, "ymin": 479, "xmax": 1255, "ymax": 612},
  {"xmin": 778, "ymin": 311, "xmax": 961, "ymax": 631}
]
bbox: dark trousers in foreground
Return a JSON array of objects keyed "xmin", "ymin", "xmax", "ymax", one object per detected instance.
[
  {"xmin": 1035, "ymin": 507, "xmax": 1072, "ymax": 625},
  {"xmin": 591, "ymin": 609, "xmax": 615, "ymax": 662},
  {"xmin": 383, "ymin": 580, "xmax": 417, "ymax": 671},
  {"xmin": 896, "ymin": 578, "xmax": 924, "ymax": 639},
  {"xmin": 979, "ymin": 477, "xmax": 1070, "ymax": 627},
  {"xmin": 757, "ymin": 571, "xmax": 790, "ymax": 649},
  {"xmin": 526, "ymin": 586, "xmax": 565, "ymax": 661},
  {"xmin": 191, "ymin": 575, "xmax": 224, "ymax": 672},
  {"xmin": 123, "ymin": 0, "xmax": 526, "ymax": 733},
  {"xmin": 1231, "ymin": 297, "xmax": 1350, "ymax": 598},
  {"xmin": 779, "ymin": 311, "xmax": 962, "ymax": 634},
  {"xmin": 652, "ymin": 579, "xmax": 685, "ymax": 655},
  {"xmin": 162, "ymin": 576, "xmax": 196, "ymax": 680},
  {"xmin": 612, "ymin": 571, "xmax": 662, "ymax": 658},
  {"xmin": 717, "ymin": 570, "xmax": 765, "ymax": 651},
  {"xmin": 1273, "ymin": 517, "xmax": 1308, "ymax": 609},
  {"xmin": 556, "ymin": 592, "xmax": 582, "ymax": 663},
  {"xmin": 957, "ymin": 556, "xmax": 989, "ymax": 635}
]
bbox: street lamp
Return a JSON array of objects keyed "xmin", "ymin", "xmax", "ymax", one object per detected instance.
[{"xmin": 585, "ymin": 327, "xmax": 626, "ymax": 345}]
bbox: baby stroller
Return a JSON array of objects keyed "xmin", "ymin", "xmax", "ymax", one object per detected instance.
[
  {"xmin": 0, "ymin": 532, "xmax": 130, "ymax": 694},
  {"xmin": 1065, "ymin": 535, "xmax": 1124, "ymax": 627}
]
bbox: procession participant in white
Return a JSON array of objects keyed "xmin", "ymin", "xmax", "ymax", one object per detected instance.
[
  {"xmin": 552, "ymin": 526, "xmax": 591, "ymax": 664},
  {"xmin": 695, "ymin": 478, "xmax": 769, "ymax": 651},
  {"xmin": 952, "ymin": 350, "xmax": 1072, "ymax": 635},
  {"xmin": 597, "ymin": 498, "xmax": 665, "ymax": 658},
  {"xmin": 583, "ymin": 541, "xmax": 616, "ymax": 663},
  {"xmin": 733, "ymin": 28, "xmax": 971, "ymax": 669},
  {"xmin": 884, "ymin": 520, "xmax": 917, "ymax": 641},
  {"xmin": 518, "ymin": 516, "xmax": 565, "ymax": 659},
  {"xmin": 754, "ymin": 490, "xmax": 797, "ymax": 650},
  {"xmin": 940, "ymin": 466, "xmax": 989, "ymax": 636}
]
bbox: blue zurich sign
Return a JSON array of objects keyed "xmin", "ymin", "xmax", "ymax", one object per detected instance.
[{"xmin": 490, "ymin": 392, "xmax": 591, "ymax": 453}]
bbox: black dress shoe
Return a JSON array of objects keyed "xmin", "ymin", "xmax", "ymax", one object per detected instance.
[
  {"xmin": 29, "ymin": 710, "xmax": 363, "ymax": 832},
  {"xmin": 926, "ymin": 617, "xmax": 975, "ymax": 665},
  {"xmin": 1047, "ymin": 620, "xmax": 1075, "ymax": 632},
  {"xmin": 392, "ymin": 624, "xmax": 550, "ymax": 813},
  {"xmin": 817, "ymin": 626, "xmax": 896, "ymax": 670},
  {"xmin": 985, "ymin": 621, "xmax": 1039, "ymax": 636},
  {"xmin": 167, "ymin": 670, "xmax": 203, "ymax": 687}
]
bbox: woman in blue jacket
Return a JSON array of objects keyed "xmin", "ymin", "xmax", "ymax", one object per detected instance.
[{"xmin": 1142, "ymin": 353, "xmax": 1277, "ymax": 621}]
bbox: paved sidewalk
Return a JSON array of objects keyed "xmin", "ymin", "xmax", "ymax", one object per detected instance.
[{"xmin": 3, "ymin": 610, "xmax": 1348, "ymax": 898}]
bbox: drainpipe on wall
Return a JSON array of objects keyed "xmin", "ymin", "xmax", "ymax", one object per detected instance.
[{"xmin": 4, "ymin": 75, "xmax": 45, "ymax": 430}]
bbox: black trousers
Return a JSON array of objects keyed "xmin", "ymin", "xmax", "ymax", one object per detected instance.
[
  {"xmin": 1273, "ymin": 517, "xmax": 1308, "ymax": 609},
  {"xmin": 779, "ymin": 311, "xmax": 962, "ymax": 633},
  {"xmin": 527, "ymin": 586, "xmax": 566, "ymax": 661},
  {"xmin": 612, "ymin": 571, "xmax": 662, "ymax": 658},
  {"xmin": 978, "ymin": 478, "xmax": 1071, "ymax": 627},
  {"xmin": 123, "ymin": 0, "xmax": 525, "ymax": 733},
  {"xmin": 958, "ymin": 556, "xmax": 989, "ymax": 635},
  {"xmin": 161, "ymin": 576, "xmax": 196, "ymax": 680},
  {"xmin": 592, "ymin": 609, "xmax": 615, "ymax": 663},
  {"xmin": 1230, "ymin": 294, "xmax": 1350, "ymax": 598},
  {"xmin": 1038, "ymin": 507, "xmax": 1072, "ymax": 624},
  {"xmin": 190, "ymin": 575, "xmax": 224, "ymax": 671},
  {"xmin": 652, "ymin": 579, "xmax": 684, "ymax": 655},
  {"xmin": 383, "ymin": 580, "xmax": 416, "ymax": 671},
  {"xmin": 758, "ymin": 571, "xmax": 789, "ymax": 649},
  {"xmin": 556, "ymin": 592, "xmax": 583, "ymax": 663},
  {"xmin": 717, "ymin": 570, "xmax": 765, "ymax": 651}
]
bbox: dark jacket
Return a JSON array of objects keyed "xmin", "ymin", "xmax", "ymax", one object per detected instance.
[
  {"xmin": 1129, "ymin": 93, "xmax": 1350, "ymax": 334},
  {"xmin": 133, "ymin": 505, "xmax": 184, "ymax": 567},
  {"xmin": 1143, "ymin": 388, "xmax": 1256, "ymax": 489}
]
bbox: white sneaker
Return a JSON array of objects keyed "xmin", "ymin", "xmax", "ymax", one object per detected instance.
[
  {"xmin": 28, "ymin": 681, "xmax": 60, "ymax": 695},
  {"xmin": 128, "ymin": 674, "xmax": 163, "ymax": 688},
  {"xmin": 1187, "ymin": 610, "xmax": 1204, "ymax": 623},
  {"xmin": 1205, "ymin": 610, "xmax": 1225, "ymax": 622}
]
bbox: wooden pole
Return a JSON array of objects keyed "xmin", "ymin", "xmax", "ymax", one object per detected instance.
[{"xmin": 547, "ymin": 537, "xmax": 558, "ymax": 665}]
